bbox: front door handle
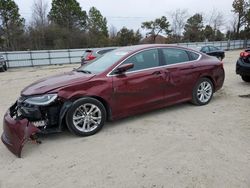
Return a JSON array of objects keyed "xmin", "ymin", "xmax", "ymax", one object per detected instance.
[{"xmin": 152, "ymin": 71, "xmax": 162, "ymax": 75}]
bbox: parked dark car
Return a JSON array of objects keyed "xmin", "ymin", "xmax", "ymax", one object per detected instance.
[
  {"xmin": 200, "ymin": 46, "xmax": 225, "ymax": 60},
  {"xmin": 2, "ymin": 44, "xmax": 225, "ymax": 157},
  {"xmin": 81, "ymin": 47, "xmax": 116, "ymax": 65},
  {"xmin": 0, "ymin": 55, "xmax": 7, "ymax": 72},
  {"xmin": 236, "ymin": 49, "xmax": 250, "ymax": 82}
]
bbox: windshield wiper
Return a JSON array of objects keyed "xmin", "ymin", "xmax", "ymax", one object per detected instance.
[{"xmin": 76, "ymin": 69, "xmax": 92, "ymax": 74}]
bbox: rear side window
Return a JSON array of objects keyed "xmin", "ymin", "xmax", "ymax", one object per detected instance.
[
  {"xmin": 161, "ymin": 48, "xmax": 190, "ymax": 65},
  {"xmin": 188, "ymin": 51, "xmax": 200, "ymax": 61},
  {"xmin": 122, "ymin": 49, "xmax": 159, "ymax": 72}
]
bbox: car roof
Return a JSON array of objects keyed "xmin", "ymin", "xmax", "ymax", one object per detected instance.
[
  {"xmin": 84, "ymin": 47, "xmax": 117, "ymax": 52},
  {"xmin": 114, "ymin": 44, "xmax": 198, "ymax": 53}
]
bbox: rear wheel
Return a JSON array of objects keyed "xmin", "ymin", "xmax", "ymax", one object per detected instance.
[
  {"xmin": 66, "ymin": 97, "xmax": 106, "ymax": 136},
  {"xmin": 191, "ymin": 78, "xmax": 214, "ymax": 105},
  {"xmin": 241, "ymin": 75, "xmax": 250, "ymax": 82}
]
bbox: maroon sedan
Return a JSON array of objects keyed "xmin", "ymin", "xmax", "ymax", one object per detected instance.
[{"xmin": 2, "ymin": 44, "xmax": 225, "ymax": 157}]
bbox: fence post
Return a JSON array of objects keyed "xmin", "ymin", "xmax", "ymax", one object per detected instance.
[
  {"xmin": 48, "ymin": 50, "xmax": 52, "ymax": 65},
  {"xmin": 4, "ymin": 52, "xmax": 9, "ymax": 68},
  {"xmin": 68, "ymin": 49, "xmax": 72, "ymax": 64},
  {"xmin": 29, "ymin": 50, "xmax": 34, "ymax": 67}
]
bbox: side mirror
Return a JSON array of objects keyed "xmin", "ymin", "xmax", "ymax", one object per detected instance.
[{"xmin": 114, "ymin": 63, "xmax": 134, "ymax": 74}]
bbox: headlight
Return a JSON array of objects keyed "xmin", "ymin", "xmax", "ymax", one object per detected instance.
[{"xmin": 24, "ymin": 94, "xmax": 58, "ymax": 106}]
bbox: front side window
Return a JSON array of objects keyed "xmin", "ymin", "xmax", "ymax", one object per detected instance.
[
  {"xmin": 161, "ymin": 48, "xmax": 190, "ymax": 65},
  {"xmin": 121, "ymin": 49, "xmax": 159, "ymax": 72}
]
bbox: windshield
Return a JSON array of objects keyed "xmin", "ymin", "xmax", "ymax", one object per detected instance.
[{"xmin": 77, "ymin": 50, "xmax": 129, "ymax": 74}]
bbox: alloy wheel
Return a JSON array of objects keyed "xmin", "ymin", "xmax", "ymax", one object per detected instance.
[
  {"xmin": 197, "ymin": 81, "xmax": 213, "ymax": 103},
  {"xmin": 72, "ymin": 103, "xmax": 102, "ymax": 133}
]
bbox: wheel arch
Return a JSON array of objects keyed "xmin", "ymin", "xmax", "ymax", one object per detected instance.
[
  {"xmin": 202, "ymin": 76, "xmax": 215, "ymax": 90},
  {"xmin": 197, "ymin": 75, "xmax": 215, "ymax": 91},
  {"xmin": 88, "ymin": 95, "xmax": 112, "ymax": 121}
]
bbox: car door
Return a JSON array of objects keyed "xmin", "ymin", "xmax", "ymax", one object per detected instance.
[
  {"xmin": 209, "ymin": 46, "xmax": 219, "ymax": 56},
  {"xmin": 159, "ymin": 48, "xmax": 199, "ymax": 102},
  {"xmin": 110, "ymin": 49, "xmax": 166, "ymax": 118},
  {"xmin": 201, "ymin": 46, "xmax": 209, "ymax": 54}
]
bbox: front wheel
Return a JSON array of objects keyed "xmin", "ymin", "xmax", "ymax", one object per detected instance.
[
  {"xmin": 66, "ymin": 98, "xmax": 106, "ymax": 136},
  {"xmin": 217, "ymin": 56, "xmax": 222, "ymax": 61},
  {"xmin": 0, "ymin": 64, "xmax": 5, "ymax": 72},
  {"xmin": 241, "ymin": 75, "xmax": 250, "ymax": 82},
  {"xmin": 191, "ymin": 78, "xmax": 214, "ymax": 105},
  {"xmin": 3, "ymin": 62, "xmax": 7, "ymax": 71}
]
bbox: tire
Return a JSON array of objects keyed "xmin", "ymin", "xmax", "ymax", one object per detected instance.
[
  {"xmin": 0, "ymin": 65, "xmax": 5, "ymax": 72},
  {"xmin": 66, "ymin": 97, "xmax": 106, "ymax": 136},
  {"xmin": 241, "ymin": 75, "xmax": 250, "ymax": 82},
  {"xmin": 191, "ymin": 78, "xmax": 214, "ymax": 106},
  {"xmin": 3, "ymin": 62, "xmax": 7, "ymax": 71},
  {"xmin": 217, "ymin": 56, "xmax": 222, "ymax": 61}
]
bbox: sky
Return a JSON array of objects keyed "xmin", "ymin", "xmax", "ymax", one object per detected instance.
[{"xmin": 14, "ymin": 0, "xmax": 235, "ymax": 33}]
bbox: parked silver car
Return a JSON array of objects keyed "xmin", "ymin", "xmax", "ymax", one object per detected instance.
[{"xmin": 81, "ymin": 47, "xmax": 117, "ymax": 65}]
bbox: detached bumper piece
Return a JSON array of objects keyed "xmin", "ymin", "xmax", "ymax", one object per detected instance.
[
  {"xmin": 1, "ymin": 112, "xmax": 40, "ymax": 157},
  {"xmin": 1, "ymin": 100, "xmax": 69, "ymax": 157}
]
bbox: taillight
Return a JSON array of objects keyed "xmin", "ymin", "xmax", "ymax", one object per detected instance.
[
  {"xmin": 86, "ymin": 52, "xmax": 96, "ymax": 61},
  {"xmin": 240, "ymin": 51, "xmax": 250, "ymax": 58}
]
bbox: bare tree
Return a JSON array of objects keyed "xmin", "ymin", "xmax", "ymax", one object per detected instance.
[
  {"xmin": 31, "ymin": 0, "xmax": 48, "ymax": 27},
  {"xmin": 29, "ymin": 0, "xmax": 49, "ymax": 49},
  {"xmin": 207, "ymin": 9, "xmax": 225, "ymax": 31},
  {"xmin": 227, "ymin": 15, "xmax": 239, "ymax": 33},
  {"xmin": 170, "ymin": 9, "xmax": 189, "ymax": 37},
  {"xmin": 109, "ymin": 25, "xmax": 117, "ymax": 39}
]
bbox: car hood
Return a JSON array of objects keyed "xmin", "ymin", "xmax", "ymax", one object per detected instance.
[{"xmin": 21, "ymin": 71, "xmax": 95, "ymax": 96}]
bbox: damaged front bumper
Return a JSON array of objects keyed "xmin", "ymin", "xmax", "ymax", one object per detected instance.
[
  {"xmin": 1, "ymin": 99, "xmax": 72, "ymax": 157},
  {"xmin": 1, "ymin": 108, "xmax": 40, "ymax": 158}
]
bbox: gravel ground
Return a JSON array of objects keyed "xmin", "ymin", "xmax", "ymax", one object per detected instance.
[{"xmin": 0, "ymin": 50, "xmax": 249, "ymax": 188}]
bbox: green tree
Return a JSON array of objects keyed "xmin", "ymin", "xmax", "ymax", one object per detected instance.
[
  {"xmin": 116, "ymin": 27, "xmax": 142, "ymax": 46},
  {"xmin": 244, "ymin": 5, "xmax": 250, "ymax": 38},
  {"xmin": 88, "ymin": 7, "xmax": 108, "ymax": 37},
  {"xmin": 0, "ymin": 0, "xmax": 25, "ymax": 50},
  {"xmin": 48, "ymin": 0, "xmax": 87, "ymax": 30},
  {"xmin": 183, "ymin": 13, "xmax": 204, "ymax": 42},
  {"xmin": 141, "ymin": 16, "xmax": 171, "ymax": 43},
  {"xmin": 214, "ymin": 30, "xmax": 225, "ymax": 41},
  {"xmin": 232, "ymin": 0, "xmax": 249, "ymax": 37},
  {"xmin": 203, "ymin": 25, "xmax": 214, "ymax": 41},
  {"xmin": 87, "ymin": 7, "xmax": 109, "ymax": 47}
]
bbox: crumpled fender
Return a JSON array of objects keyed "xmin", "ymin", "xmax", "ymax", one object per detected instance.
[{"xmin": 1, "ymin": 112, "xmax": 40, "ymax": 158}]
